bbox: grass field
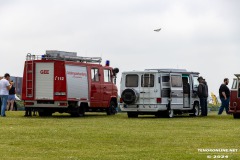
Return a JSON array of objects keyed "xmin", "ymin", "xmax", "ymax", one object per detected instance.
[{"xmin": 0, "ymin": 111, "xmax": 239, "ymax": 160}]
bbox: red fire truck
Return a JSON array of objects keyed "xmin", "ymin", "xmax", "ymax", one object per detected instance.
[
  {"xmin": 22, "ymin": 50, "xmax": 119, "ymax": 117},
  {"xmin": 229, "ymin": 74, "xmax": 240, "ymax": 118}
]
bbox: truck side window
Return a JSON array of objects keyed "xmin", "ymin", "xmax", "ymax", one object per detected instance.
[
  {"xmin": 141, "ymin": 74, "xmax": 154, "ymax": 87},
  {"xmin": 238, "ymin": 82, "xmax": 240, "ymax": 98},
  {"xmin": 104, "ymin": 69, "xmax": 111, "ymax": 82},
  {"xmin": 91, "ymin": 68, "xmax": 99, "ymax": 82},
  {"xmin": 126, "ymin": 74, "xmax": 138, "ymax": 87},
  {"xmin": 232, "ymin": 79, "xmax": 237, "ymax": 89},
  {"xmin": 171, "ymin": 75, "xmax": 182, "ymax": 87}
]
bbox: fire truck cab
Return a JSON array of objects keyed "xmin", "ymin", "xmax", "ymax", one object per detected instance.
[
  {"xmin": 229, "ymin": 74, "xmax": 240, "ymax": 118},
  {"xmin": 119, "ymin": 69, "xmax": 200, "ymax": 118},
  {"xmin": 22, "ymin": 50, "xmax": 119, "ymax": 117}
]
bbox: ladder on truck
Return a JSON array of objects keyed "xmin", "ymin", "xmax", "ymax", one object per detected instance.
[
  {"xmin": 45, "ymin": 50, "xmax": 102, "ymax": 63},
  {"xmin": 26, "ymin": 50, "xmax": 102, "ymax": 63},
  {"xmin": 25, "ymin": 53, "xmax": 34, "ymax": 98}
]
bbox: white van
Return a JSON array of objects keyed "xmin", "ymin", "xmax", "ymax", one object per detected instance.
[{"xmin": 119, "ymin": 69, "xmax": 200, "ymax": 118}]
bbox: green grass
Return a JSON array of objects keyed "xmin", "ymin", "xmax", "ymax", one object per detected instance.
[{"xmin": 0, "ymin": 111, "xmax": 239, "ymax": 160}]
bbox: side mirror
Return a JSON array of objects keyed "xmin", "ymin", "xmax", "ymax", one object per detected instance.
[{"xmin": 113, "ymin": 68, "xmax": 119, "ymax": 76}]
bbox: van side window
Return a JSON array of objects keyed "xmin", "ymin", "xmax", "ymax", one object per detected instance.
[
  {"xmin": 171, "ymin": 75, "xmax": 182, "ymax": 87},
  {"xmin": 91, "ymin": 68, "xmax": 99, "ymax": 82},
  {"xmin": 162, "ymin": 76, "xmax": 170, "ymax": 86},
  {"xmin": 104, "ymin": 69, "xmax": 111, "ymax": 82},
  {"xmin": 126, "ymin": 74, "xmax": 138, "ymax": 87},
  {"xmin": 141, "ymin": 74, "xmax": 154, "ymax": 87}
]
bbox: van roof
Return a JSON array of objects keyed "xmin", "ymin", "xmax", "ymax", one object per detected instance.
[{"xmin": 122, "ymin": 69, "xmax": 199, "ymax": 75}]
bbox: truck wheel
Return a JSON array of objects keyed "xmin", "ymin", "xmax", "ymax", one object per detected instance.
[
  {"xmin": 71, "ymin": 106, "xmax": 85, "ymax": 117},
  {"xmin": 38, "ymin": 111, "xmax": 44, "ymax": 117},
  {"xmin": 127, "ymin": 112, "xmax": 138, "ymax": 118},
  {"xmin": 107, "ymin": 101, "xmax": 117, "ymax": 115},
  {"xmin": 233, "ymin": 114, "xmax": 240, "ymax": 119},
  {"xmin": 38, "ymin": 110, "xmax": 52, "ymax": 117},
  {"xmin": 190, "ymin": 104, "xmax": 199, "ymax": 117}
]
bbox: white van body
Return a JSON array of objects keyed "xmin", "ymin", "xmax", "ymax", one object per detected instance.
[{"xmin": 119, "ymin": 69, "xmax": 200, "ymax": 118}]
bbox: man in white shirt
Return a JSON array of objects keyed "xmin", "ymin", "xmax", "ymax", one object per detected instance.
[{"xmin": 0, "ymin": 73, "xmax": 12, "ymax": 117}]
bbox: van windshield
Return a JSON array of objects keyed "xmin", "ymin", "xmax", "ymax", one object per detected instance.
[{"xmin": 126, "ymin": 74, "xmax": 138, "ymax": 87}]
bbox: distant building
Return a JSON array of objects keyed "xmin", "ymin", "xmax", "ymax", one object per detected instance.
[{"xmin": 11, "ymin": 76, "xmax": 22, "ymax": 95}]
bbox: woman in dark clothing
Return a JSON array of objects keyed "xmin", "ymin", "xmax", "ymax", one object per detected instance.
[{"xmin": 7, "ymin": 80, "xmax": 16, "ymax": 111}]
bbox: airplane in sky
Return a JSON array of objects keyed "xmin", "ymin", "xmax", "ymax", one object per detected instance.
[{"xmin": 154, "ymin": 28, "xmax": 161, "ymax": 32}]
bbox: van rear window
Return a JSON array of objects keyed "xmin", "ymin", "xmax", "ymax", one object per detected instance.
[
  {"xmin": 141, "ymin": 74, "xmax": 154, "ymax": 87},
  {"xmin": 171, "ymin": 75, "xmax": 182, "ymax": 87},
  {"xmin": 126, "ymin": 74, "xmax": 138, "ymax": 87}
]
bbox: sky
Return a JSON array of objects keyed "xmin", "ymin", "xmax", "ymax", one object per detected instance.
[{"xmin": 0, "ymin": 0, "xmax": 240, "ymax": 96}]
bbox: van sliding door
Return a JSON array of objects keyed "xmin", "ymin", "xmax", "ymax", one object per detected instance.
[{"xmin": 170, "ymin": 73, "xmax": 183, "ymax": 109}]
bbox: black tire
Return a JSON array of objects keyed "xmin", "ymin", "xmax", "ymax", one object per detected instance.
[
  {"xmin": 233, "ymin": 114, "xmax": 240, "ymax": 119},
  {"xmin": 127, "ymin": 112, "xmax": 138, "ymax": 118},
  {"xmin": 38, "ymin": 110, "xmax": 52, "ymax": 117},
  {"xmin": 79, "ymin": 106, "xmax": 85, "ymax": 117},
  {"xmin": 106, "ymin": 101, "xmax": 117, "ymax": 115},
  {"xmin": 121, "ymin": 89, "xmax": 138, "ymax": 105},
  {"xmin": 71, "ymin": 105, "xmax": 85, "ymax": 117},
  {"xmin": 155, "ymin": 111, "xmax": 165, "ymax": 118},
  {"xmin": 190, "ymin": 103, "xmax": 200, "ymax": 117}
]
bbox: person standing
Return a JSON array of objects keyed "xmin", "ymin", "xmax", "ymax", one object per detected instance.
[
  {"xmin": 203, "ymin": 79, "xmax": 209, "ymax": 116},
  {"xmin": 7, "ymin": 80, "xmax": 16, "ymax": 111},
  {"xmin": 197, "ymin": 77, "xmax": 208, "ymax": 116},
  {"xmin": 0, "ymin": 76, "xmax": 2, "ymax": 115},
  {"xmin": 0, "ymin": 73, "xmax": 12, "ymax": 117},
  {"xmin": 218, "ymin": 78, "xmax": 230, "ymax": 115}
]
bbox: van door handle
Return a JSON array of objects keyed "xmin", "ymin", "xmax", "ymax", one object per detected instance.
[{"xmin": 140, "ymin": 91, "xmax": 145, "ymax": 93}]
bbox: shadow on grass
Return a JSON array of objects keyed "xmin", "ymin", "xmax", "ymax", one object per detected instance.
[{"xmin": 21, "ymin": 112, "xmax": 115, "ymax": 119}]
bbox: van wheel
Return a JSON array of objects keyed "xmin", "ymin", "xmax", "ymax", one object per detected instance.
[
  {"xmin": 155, "ymin": 111, "xmax": 165, "ymax": 118},
  {"xmin": 127, "ymin": 112, "xmax": 138, "ymax": 118},
  {"xmin": 107, "ymin": 101, "xmax": 117, "ymax": 115},
  {"xmin": 190, "ymin": 104, "xmax": 199, "ymax": 117},
  {"xmin": 233, "ymin": 114, "xmax": 240, "ymax": 119}
]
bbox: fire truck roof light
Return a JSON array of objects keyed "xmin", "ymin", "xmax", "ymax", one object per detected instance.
[{"xmin": 106, "ymin": 60, "xmax": 110, "ymax": 66}]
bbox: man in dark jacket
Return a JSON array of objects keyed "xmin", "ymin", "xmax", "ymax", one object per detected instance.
[
  {"xmin": 203, "ymin": 79, "xmax": 209, "ymax": 116},
  {"xmin": 197, "ymin": 77, "xmax": 208, "ymax": 116}
]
